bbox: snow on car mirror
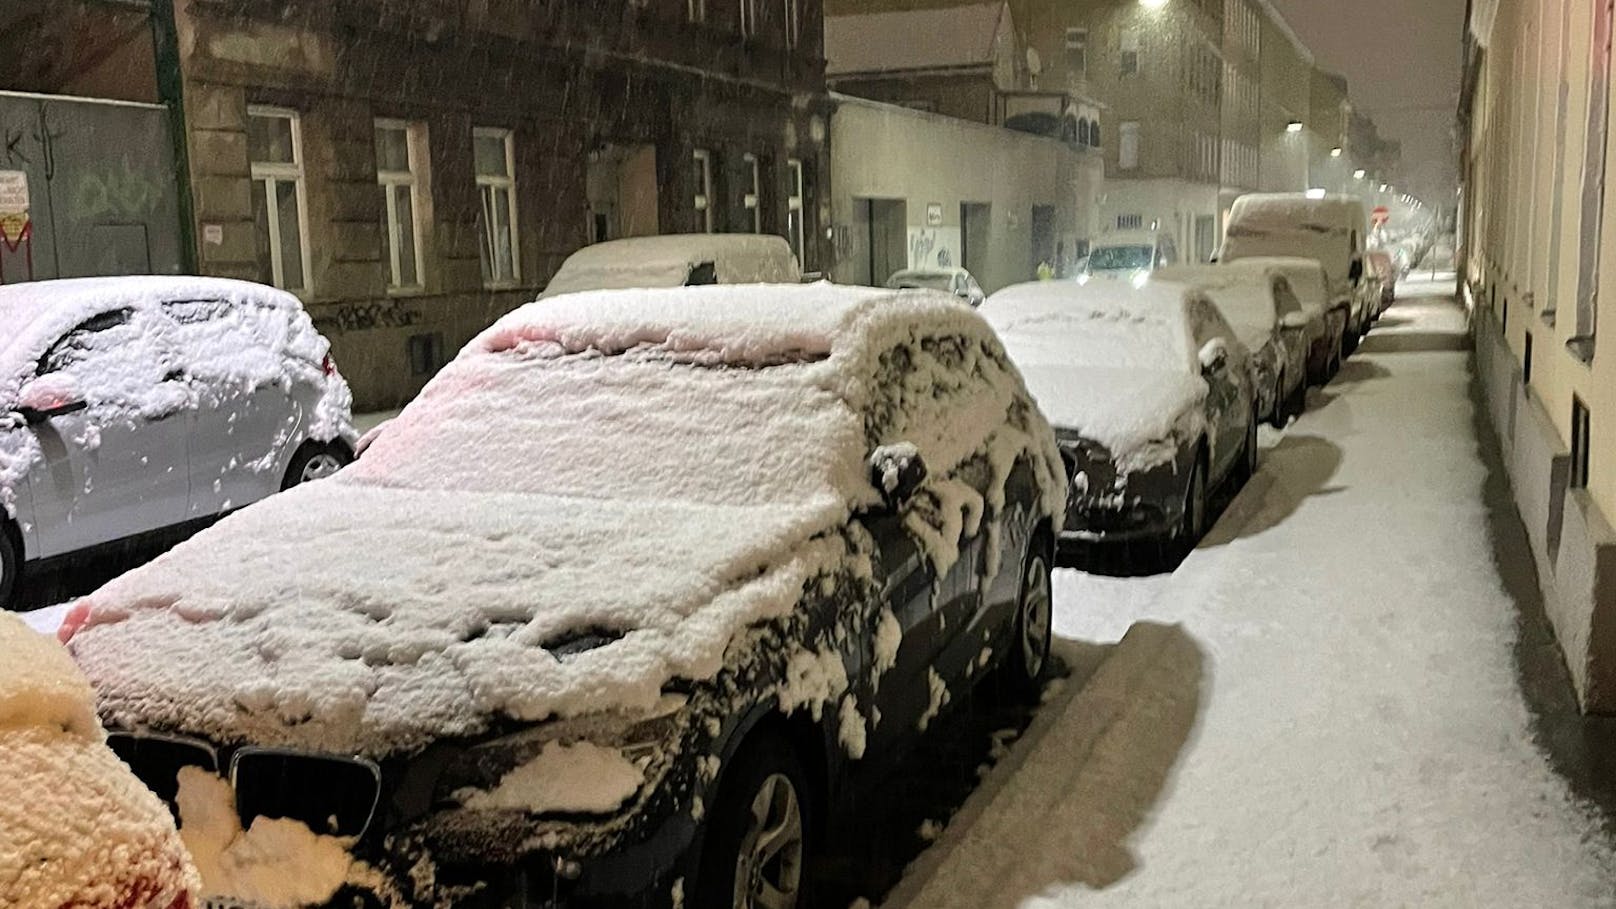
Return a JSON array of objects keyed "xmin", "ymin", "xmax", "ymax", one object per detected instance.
[
  {"xmin": 1198, "ymin": 340, "xmax": 1230, "ymax": 375},
  {"xmin": 1281, "ymin": 311, "xmax": 1311, "ymax": 330},
  {"xmin": 869, "ymin": 443, "xmax": 927, "ymax": 512},
  {"xmin": 16, "ymin": 373, "xmax": 88, "ymax": 424}
]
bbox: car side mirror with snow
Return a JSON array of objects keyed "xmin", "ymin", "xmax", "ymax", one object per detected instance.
[
  {"xmin": 869, "ymin": 444, "xmax": 928, "ymax": 513},
  {"xmin": 1280, "ymin": 311, "xmax": 1311, "ymax": 330},
  {"xmin": 15, "ymin": 373, "xmax": 87, "ymax": 425},
  {"xmin": 1198, "ymin": 340, "xmax": 1230, "ymax": 376}
]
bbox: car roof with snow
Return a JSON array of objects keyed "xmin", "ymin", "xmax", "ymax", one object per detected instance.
[
  {"xmin": 69, "ymin": 282, "xmax": 1064, "ymax": 759},
  {"xmin": 0, "ymin": 276, "xmax": 310, "ymax": 393},
  {"xmin": 1153, "ymin": 265, "xmax": 1285, "ymax": 351},
  {"xmin": 1090, "ymin": 230, "xmax": 1164, "ymax": 247},
  {"xmin": 1224, "ymin": 257, "xmax": 1331, "ymax": 314},
  {"xmin": 539, "ymin": 234, "xmax": 801, "ymax": 298}
]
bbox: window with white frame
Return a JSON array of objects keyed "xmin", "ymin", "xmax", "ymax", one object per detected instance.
[
  {"xmin": 1065, "ymin": 27, "xmax": 1088, "ymax": 75},
  {"xmin": 473, "ymin": 127, "xmax": 519, "ymax": 287},
  {"xmin": 693, "ymin": 149, "xmax": 714, "ymax": 232},
  {"xmin": 247, "ymin": 106, "xmax": 312, "ymax": 294},
  {"xmin": 784, "ymin": 0, "xmax": 800, "ymax": 48},
  {"xmin": 742, "ymin": 152, "xmax": 761, "ymax": 232},
  {"xmin": 375, "ymin": 119, "xmax": 428, "ymax": 292},
  {"xmin": 687, "ymin": 0, "xmax": 705, "ymax": 22},
  {"xmin": 1120, "ymin": 29, "xmax": 1140, "ymax": 76},
  {"xmin": 1119, "ymin": 121, "xmax": 1141, "ymax": 170},
  {"xmin": 739, "ymin": 0, "xmax": 757, "ymax": 38},
  {"xmin": 787, "ymin": 158, "xmax": 805, "ymax": 265}
]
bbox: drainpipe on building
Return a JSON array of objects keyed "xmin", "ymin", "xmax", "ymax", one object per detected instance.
[{"xmin": 150, "ymin": 0, "xmax": 199, "ymax": 275}]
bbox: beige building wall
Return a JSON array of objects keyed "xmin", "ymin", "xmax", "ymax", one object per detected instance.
[{"xmin": 1466, "ymin": 0, "xmax": 1616, "ymax": 710}]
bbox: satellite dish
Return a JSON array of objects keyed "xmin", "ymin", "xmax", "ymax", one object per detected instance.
[{"xmin": 1026, "ymin": 47, "xmax": 1043, "ymax": 76}]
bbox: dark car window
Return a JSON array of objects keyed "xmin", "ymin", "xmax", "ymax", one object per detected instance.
[
  {"xmin": 38, "ymin": 308, "xmax": 135, "ymax": 377},
  {"xmin": 686, "ymin": 262, "xmax": 718, "ymax": 286}
]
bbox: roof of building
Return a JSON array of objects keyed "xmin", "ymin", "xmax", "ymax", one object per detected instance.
[{"xmin": 825, "ymin": 2, "xmax": 1010, "ymax": 77}]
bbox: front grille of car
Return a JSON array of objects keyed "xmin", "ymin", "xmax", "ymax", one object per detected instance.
[
  {"xmin": 108, "ymin": 732, "xmax": 382, "ymax": 840},
  {"xmin": 1070, "ymin": 501, "xmax": 1163, "ymax": 533},
  {"xmin": 107, "ymin": 731, "xmax": 219, "ymax": 818},
  {"xmin": 230, "ymin": 747, "xmax": 382, "ymax": 839}
]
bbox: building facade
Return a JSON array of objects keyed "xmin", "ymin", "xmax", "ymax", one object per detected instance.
[{"xmin": 1463, "ymin": 0, "xmax": 1616, "ymax": 712}]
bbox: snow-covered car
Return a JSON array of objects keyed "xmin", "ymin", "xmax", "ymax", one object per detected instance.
[
  {"xmin": 538, "ymin": 234, "xmax": 802, "ymax": 299},
  {"xmin": 1366, "ymin": 250, "xmax": 1397, "ymax": 315},
  {"xmin": 1221, "ymin": 193, "xmax": 1373, "ymax": 353},
  {"xmin": 885, "ymin": 266, "xmax": 986, "ymax": 307},
  {"xmin": 1227, "ymin": 257, "xmax": 1341, "ymax": 385},
  {"xmin": 1155, "ymin": 265, "xmax": 1311, "ymax": 427},
  {"xmin": 0, "ymin": 277, "xmax": 356, "ymax": 608},
  {"xmin": 982, "ymin": 281, "xmax": 1256, "ymax": 550},
  {"xmin": 0, "ymin": 612, "xmax": 200, "ymax": 909},
  {"xmin": 1078, "ymin": 229, "xmax": 1180, "ymax": 286},
  {"xmin": 67, "ymin": 284, "xmax": 1066, "ymax": 909}
]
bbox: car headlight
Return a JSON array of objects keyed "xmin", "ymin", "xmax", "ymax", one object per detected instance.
[{"xmin": 432, "ymin": 695, "xmax": 688, "ymax": 812}]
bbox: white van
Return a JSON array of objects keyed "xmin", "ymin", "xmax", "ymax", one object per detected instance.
[
  {"xmin": 1220, "ymin": 194, "xmax": 1373, "ymax": 353},
  {"xmin": 1078, "ymin": 230, "xmax": 1179, "ymax": 285},
  {"xmin": 539, "ymin": 234, "xmax": 802, "ymax": 299}
]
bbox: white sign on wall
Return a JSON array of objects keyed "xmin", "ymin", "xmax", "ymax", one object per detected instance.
[{"xmin": 0, "ymin": 171, "xmax": 28, "ymax": 241}]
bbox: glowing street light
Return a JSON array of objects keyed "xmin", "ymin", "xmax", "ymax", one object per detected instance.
[
  {"xmin": 1353, "ymin": 169, "xmax": 1367, "ymax": 180},
  {"xmin": 1379, "ymin": 183, "xmax": 1389, "ymax": 192},
  {"xmin": 1286, "ymin": 121, "xmax": 1304, "ymax": 134},
  {"xmin": 1140, "ymin": 0, "xmax": 1169, "ymax": 7},
  {"xmin": 1306, "ymin": 188, "xmax": 1328, "ymax": 199},
  {"xmin": 1330, "ymin": 147, "xmax": 1343, "ymax": 158}
]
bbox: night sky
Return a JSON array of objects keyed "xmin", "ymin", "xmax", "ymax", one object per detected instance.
[{"xmin": 1269, "ymin": 0, "xmax": 1468, "ymax": 207}]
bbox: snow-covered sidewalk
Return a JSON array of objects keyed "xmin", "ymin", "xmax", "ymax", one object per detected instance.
[{"xmin": 888, "ymin": 281, "xmax": 1616, "ymax": 907}]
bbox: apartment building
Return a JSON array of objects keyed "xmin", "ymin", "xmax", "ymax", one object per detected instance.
[{"xmin": 1463, "ymin": 0, "xmax": 1616, "ymax": 712}]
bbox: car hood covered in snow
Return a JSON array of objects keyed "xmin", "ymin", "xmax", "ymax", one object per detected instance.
[
  {"xmin": 70, "ymin": 283, "xmax": 1064, "ymax": 759},
  {"xmin": 1015, "ymin": 365, "xmax": 1205, "ymax": 467}
]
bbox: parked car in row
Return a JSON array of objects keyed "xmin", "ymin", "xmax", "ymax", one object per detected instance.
[
  {"xmin": 982, "ymin": 281, "xmax": 1256, "ymax": 553},
  {"xmin": 0, "ymin": 612, "xmax": 200, "ymax": 909},
  {"xmin": 1155, "ymin": 264, "xmax": 1312, "ymax": 427},
  {"xmin": 1227, "ymin": 257, "xmax": 1341, "ymax": 385},
  {"xmin": 539, "ymin": 234, "xmax": 802, "ymax": 299},
  {"xmin": 67, "ymin": 283, "xmax": 1067, "ymax": 909},
  {"xmin": 0, "ymin": 277, "xmax": 356, "ymax": 609},
  {"xmin": 1221, "ymin": 193, "xmax": 1373, "ymax": 355},
  {"xmin": 885, "ymin": 266, "xmax": 986, "ymax": 307},
  {"xmin": 1077, "ymin": 229, "xmax": 1180, "ymax": 286}
]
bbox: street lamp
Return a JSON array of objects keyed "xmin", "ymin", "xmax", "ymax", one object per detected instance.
[
  {"xmin": 1379, "ymin": 183, "xmax": 1389, "ymax": 192},
  {"xmin": 1140, "ymin": 0, "xmax": 1168, "ymax": 7},
  {"xmin": 1353, "ymin": 169, "xmax": 1367, "ymax": 180},
  {"xmin": 1286, "ymin": 121, "xmax": 1304, "ymax": 134},
  {"xmin": 1330, "ymin": 147, "xmax": 1343, "ymax": 158}
]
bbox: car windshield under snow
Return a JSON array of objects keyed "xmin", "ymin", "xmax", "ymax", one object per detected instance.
[
  {"xmin": 344, "ymin": 342, "xmax": 865, "ymax": 512},
  {"xmin": 890, "ymin": 273, "xmax": 955, "ymax": 292},
  {"xmin": 1088, "ymin": 246, "xmax": 1154, "ymax": 271}
]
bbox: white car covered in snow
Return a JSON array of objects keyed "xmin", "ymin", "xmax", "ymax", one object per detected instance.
[
  {"xmin": 1154, "ymin": 264, "xmax": 1314, "ymax": 426},
  {"xmin": 0, "ymin": 277, "xmax": 356, "ymax": 608},
  {"xmin": 1226, "ymin": 257, "xmax": 1341, "ymax": 384},
  {"xmin": 983, "ymin": 280, "xmax": 1257, "ymax": 552},
  {"xmin": 67, "ymin": 283, "xmax": 1065, "ymax": 909},
  {"xmin": 0, "ymin": 612, "xmax": 200, "ymax": 909},
  {"xmin": 886, "ymin": 266, "xmax": 987, "ymax": 307},
  {"xmin": 539, "ymin": 233, "xmax": 802, "ymax": 299}
]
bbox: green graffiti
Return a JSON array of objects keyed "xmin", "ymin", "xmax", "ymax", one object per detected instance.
[{"xmin": 71, "ymin": 159, "xmax": 162, "ymax": 221}]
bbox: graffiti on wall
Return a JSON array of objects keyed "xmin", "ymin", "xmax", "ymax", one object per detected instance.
[
  {"xmin": 908, "ymin": 227, "xmax": 961, "ymax": 270},
  {"xmin": 317, "ymin": 298, "xmax": 425, "ymax": 334},
  {"xmin": 70, "ymin": 159, "xmax": 163, "ymax": 222}
]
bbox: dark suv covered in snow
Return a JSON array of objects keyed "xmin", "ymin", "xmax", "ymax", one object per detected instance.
[{"xmin": 71, "ymin": 284, "xmax": 1065, "ymax": 908}]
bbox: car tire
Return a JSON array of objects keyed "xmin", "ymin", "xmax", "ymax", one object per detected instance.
[
  {"xmin": 281, "ymin": 441, "xmax": 352, "ymax": 491},
  {"xmin": 695, "ymin": 735, "xmax": 812, "ymax": 909},
  {"xmin": 1178, "ymin": 451, "xmax": 1209, "ymax": 548},
  {"xmin": 1000, "ymin": 542, "xmax": 1053, "ymax": 703},
  {"xmin": 0, "ymin": 524, "xmax": 18, "ymax": 610}
]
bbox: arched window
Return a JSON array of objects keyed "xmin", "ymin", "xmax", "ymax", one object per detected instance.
[
  {"xmin": 1077, "ymin": 117, "xmax": 1091, "ymax": 146},
  {"xmin": 1089, "ymin": 121, "xmax": 1102, "ymax": 148}
]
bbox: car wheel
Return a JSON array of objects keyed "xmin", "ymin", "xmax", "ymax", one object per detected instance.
[
  {"xmin": 282, "ymin": 441, "xmax": 352, "ymax": 491},
  {"xmin": 1001, "ymin": 543, "xmax": 1053, "ymax": 702},
  {"xmin": 0, "ymin": 525, "xmax": 18, "ymax": 609},
  {"xmin": 1282, "ymin": 374, "xmax": 1306, "ymax": 425},
  {"xmin": 696, "ymin": 736, "xmax": 811, "ymax": 909},
  {"xmin": 1178, "ymin": 452, "xmax": 1209, "ymax": 546}
]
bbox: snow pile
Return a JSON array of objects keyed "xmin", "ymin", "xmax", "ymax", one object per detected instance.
[
  {"xmin": 458, "ymin": 741, "xmax": 645, "ymax": 814},
  {"xmin": 70, "ymin": 284, "xmax": 1064, "ymax": 758},
  {"xmin": 0, "ymin": 276, "xmax": 354, "ymax": 517},
  {"xmin": 539, "ymin": 234, "xmax": 800, "ymax": 299},
  {"xmin": 0, "ymin": 614, "xmax": 200, "ymax": 909},
  {"xmin": 983, "ymin": 281, "xmax": 1205, "ymax": 468},
  {"xmin": 175, "ymin": 767, "xmax": 359, "ymax": 908}
]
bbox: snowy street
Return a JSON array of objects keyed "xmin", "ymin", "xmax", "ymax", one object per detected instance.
[{"xmin": 884, "ymin": 278, "xmax": 1616, "ymax": 907}]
